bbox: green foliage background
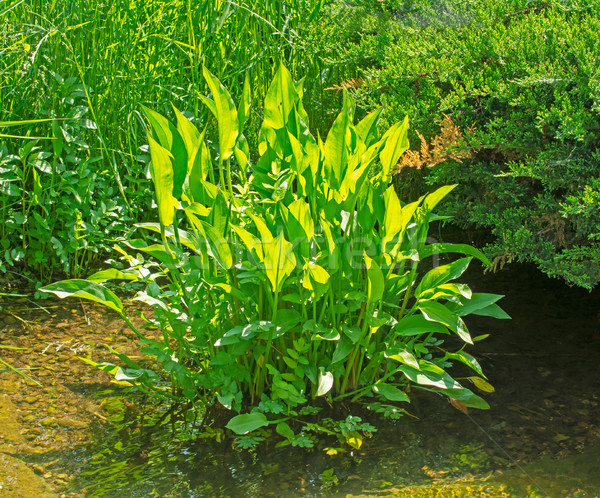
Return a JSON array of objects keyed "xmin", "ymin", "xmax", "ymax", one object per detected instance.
[
  {"xmin": 0, "ymin": 0, "xmax": 327, "ymax": 283},
  {"xmin": 2, "ymin": 0, "xmax": 599, "ymax": 290},
  {"xmin": 313, "ymin": 0, "xmax": 600, "ymax": 288}
]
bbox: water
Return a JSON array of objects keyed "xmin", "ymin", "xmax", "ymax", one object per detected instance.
[{"xmin": 18, "ymin": 261, "xmax": 600, "ymax": 496}]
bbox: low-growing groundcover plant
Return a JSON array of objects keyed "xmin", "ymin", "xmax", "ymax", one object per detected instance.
[{"xmin": 43, "ymin": 65, "xmax": 508, "ymax": 448}]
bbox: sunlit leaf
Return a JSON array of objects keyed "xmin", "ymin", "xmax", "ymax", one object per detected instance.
[
  {"xmin": 323, "ymin": 92, "xmax": 352, "ymax": 188},
  {"xmin": 422, "ymin": 184, "xmax": 457, "ymax": 212},
  {"xmin": 415, "ymin": 258, "xmax": 472, "ymax": 299},
  {"xmin": 264, "ymin": 232, "xmax": 296, "ymax": 293},
  {"xmin": 379, "ymin": 116, "xmax": 409, "ymax": 180},
  {"xmin": 146, "ymin": 136, "xmax": 178, "ymax": 227},
  {"xmin": 355, "ymin": 109, "xmax": 382, "ymax": 147},
  {"xmin": 469, "ymin": 376, "xmax": 495, "ymax": 393},
  {"xmin": 143, "ymin": 107, "xmax": 187, "ymax": 198},
  {"xmin": 42, "ymin": 280, "xmax": 124, "ymax": 315},
  {"xmin": 364, "ymin": 252, "xmax": 384, "ymax": 303},
  {"xmin": 202, "ymin": 67, "xmax": 239, "ymax": 162},
  {"xmin": 87, "ymin": 269, "xmax": 138, "ymax": 283}
]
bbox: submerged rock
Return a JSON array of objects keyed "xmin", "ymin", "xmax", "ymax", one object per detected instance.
[{"xmin": 57, "ymin": 417, "xmax": 88, "ymax": 429}]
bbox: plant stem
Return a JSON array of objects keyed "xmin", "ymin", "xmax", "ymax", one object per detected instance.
[{"xmin": 398, "ymin": 261, "xmax": 418, "ymax": 320}]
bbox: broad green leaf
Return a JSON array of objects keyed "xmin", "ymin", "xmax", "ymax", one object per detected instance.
[
  {"xmin": 42, "ymin": 280, "xmax": 124, "ymax": 315},
  {"xmin": 114, "ymin": 367, "xmax": 145, "ymax": 381},
  {"xmin": 249, "ymin": 213, "xmax": 274, "ymax": 245},
  {"xmin": 340, "ymin": 161, "xmax": 372, "ymax": 213},
  {"xmin": 316, "ymin": 329, "xmax": 340, "ymax": 341},
  {"xmin": 238, "ymin": 75, "xmax": 251, "ymax": 132},
  {"xmin": 287, "ymin": 131, "xmax": 308, "ymax": 177},
  {"xmin": 399, "ymin": 363, "xmax": 462, "ymax": 390},
  {"xmin": 87, "ymin": 269, "xmax": 138, "ymax": 283},
  {"xmin": 234, "ymin": 133, "xmax": 250, "ymax": 178},
  {"xmin": 323, "ymin": 93, "xmax": 351, "ymax": 189},
  {"xmin": 305, "ymin": 262, "xmax": 330, "ymax": 285},
  {"xmin": 276, "ymin": 421, "xmax": 294, "ymax": 439},
  {"xmin": 364, "ymin": 253, "xmax": 384, "ymax": 303},
  {"xmin": 232, "ymin": 225, "xmax": 264, "ymax": 261},
  {"xmin": 147, "ymin": 136, "xmax": 178, "ymax": 227},
  {"xmin": 173, "ymin": 106, "xmax": 200, "ymax": 166},
  {"xmin": 173, "ymin": 107, "xmax": 213, "ymax": 195},
  {"xmin": 373, "ymin": 383, "xmax": 410, "ymax": 403},
  {"xmin": 272, "ymin": 309, "xmax": 302, "ymax": 338},
  {"xmin": 332, "ymin": 335, "xmax": 354, "ymax": 364},
  {"xmin": 190, "ymin": 178, "xmax": 218, "ymax": 207},
  {"xmin": 210, "ymin": 188, "xmax": 230, "ymax": 237},
  {"xmin": 418, "ymin": 283, "xmax": 472, "ymax": 302},
  {"xmin": 143, "ymin": 107, "xmax": 187, "ymax": 198},
  {"xmin": 288, "ymin": 199, "xmax": 314, "ymax": 241},
  {"xmin": 280, "ymin": 202, "xmax": 310, "ymax": 260},
  {"xmin": 423, "ymin": 184, "xmax": 456, "ymax": 212},
  {"xmin": 184, "ymin": 202, "xmax": 210, "ymax": 219},
  {"xmin": 386, "ymin": 349, "xmax": 419, "ymax": 369},
  {"xmin": 437, "ymin": 387, "xmax": 490, "ymax": 410},
  {"xmin": 450, "ymin": 293, "xmax": 507, "ymax": 317},
  {"xmin": 121, "ymin": 241, "xmax": 173, "ymax": 265},
  {"xmin": 261, "ymin": 64, "xmax": 299, "ymax": 147},
  {"xmin": 445, "ymin": 351, "xmax": 484, "ymax": 377},
  {"xmin": 379, "ymin": 116, "xmax": 409, "ymax": 180},
  {"xmin": 415, "ymin": 257, "xmax": 472, "ymax": 299},
  {"xmin": 317, "ymin": 370, "xmax": 334, "ymax": 396},
  {"xmin": 342, "ymin": 325, "xmax": 362, "ymax": 344},
  {"xmin": 419, "ymin": 242, "xmax": 492, "ymax": 266},
  {"xmin": 198, "ymin": 95, "xmax": 217, "ymax": 117},
  {"xmin": 393, "ymin": 314, "xmax": 450, "ymax": 337},
  {"xmin": 135, "ymin": 223, "xmax": 198, "ymax": 252},
  {"xmin": 356, "ymin": 109, "xmax": 382, "ymax": 147},
  {"xmin": 320, "ymin": 217, "xmax": 339, "ymax": 272},
  {"xmin": 202, "ymin": 67, "xmax": 239, "ymax": 161},
  {"xmin": 419, "ymin": 301, "xmax": 472, "ymax": 343},
  {"xmin": 471, "ymin": 303, "xmax": 511, "ymax": 319},
  {"xmin": 303, "ymin": 262, "xmax": 330, "ymax": 300},
  {"xmin": 133, "ymin": 293, "xmax": 171, "ymax": 313},
  {"xmin": 383, "ymin": 186, "xmax": 402, "ymax": 239},
  {"xmin": 264, "ymin": 232, "xmax": 297, "ymax": 293},
  {"xmin": 225, "ymin": 413, "xmax": 269, "ymax": 435},
  {"xmin": 193, "ymin": 134, "xmax": 213, "ymax": 190},
  {"xmin": 201, "ymin": 221, "xmax": 233, "ymax": 270}
]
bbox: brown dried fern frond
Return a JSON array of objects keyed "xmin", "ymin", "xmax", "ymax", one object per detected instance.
[
  {"xmin": 325, "ymin": 78, "xmax": 364, "ymax": 91},
  {"xmin": 393, "ymin": 114, "xmax": 473, "ymax": 174}
]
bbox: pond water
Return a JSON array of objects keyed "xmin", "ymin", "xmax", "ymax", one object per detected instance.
[{"xmin": 3, "ymin": 257, "xmax": 600, "ymax": 496}]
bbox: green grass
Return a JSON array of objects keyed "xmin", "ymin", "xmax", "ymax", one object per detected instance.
[{"xmin": 0, "ymin": 0, "xmax": 327, "ymax": 282}]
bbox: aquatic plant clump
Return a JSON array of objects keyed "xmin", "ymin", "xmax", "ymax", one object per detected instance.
[{"xmin": 43, "ymin": 65, "xmax": 508, "ymax": 445}]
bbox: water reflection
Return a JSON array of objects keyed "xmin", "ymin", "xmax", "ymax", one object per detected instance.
[{"xmin": 24, "ymin": 262, "xmax": 600, "ymax": 496}]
